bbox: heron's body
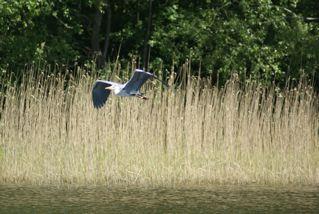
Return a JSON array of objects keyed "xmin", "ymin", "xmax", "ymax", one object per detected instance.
[{"xmin": 92, "ymin": 69, "xmax": 155, "ymax": 108}]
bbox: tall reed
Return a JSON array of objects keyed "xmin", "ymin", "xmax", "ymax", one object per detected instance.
[{"xmin": 0, "ymin": 68, "xmax": 318, "ymax": 187}]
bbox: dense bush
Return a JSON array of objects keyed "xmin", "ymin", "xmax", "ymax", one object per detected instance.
[{"xmin": 0, "ymin": 0, "xmax": 318, "ymax": 87}]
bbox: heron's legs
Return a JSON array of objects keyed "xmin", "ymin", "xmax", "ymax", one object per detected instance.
[{"xmin": 136, "ymin": 94, "xmax": 148, "ymax": 100}]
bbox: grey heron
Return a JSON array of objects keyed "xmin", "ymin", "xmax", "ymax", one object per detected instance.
[{"xmin": 92, "ymin": 69, "xmax": 161, "ymax": 108}]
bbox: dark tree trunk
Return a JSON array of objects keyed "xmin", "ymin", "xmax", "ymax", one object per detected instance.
[
  {"xmin": 143, "ymin": 0, "xmax": 153, "ymax": 71},
  {"xmin": 91, "ymin": 0, "xmax": 102, "ymax": 54},
  {"xmin": 101, "ymin": 0, "xmax": 111, "ymax": 67},
  {"xmin": 136, "ymin": 0, "xmax": 140, "ymax": 24}
]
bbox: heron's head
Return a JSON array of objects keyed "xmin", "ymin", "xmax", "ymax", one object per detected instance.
[
  {"xmin": 105, "ymin": 85, "xmax": 115, "ymax": 91},
  {"xmin": 106, "ymin": 84, "xmax": 122, "ymax": 94}
]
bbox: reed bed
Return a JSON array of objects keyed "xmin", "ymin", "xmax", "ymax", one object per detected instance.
[{"xmin": 0, "ymin": 69, "xmax": 318, "ymax": 187}]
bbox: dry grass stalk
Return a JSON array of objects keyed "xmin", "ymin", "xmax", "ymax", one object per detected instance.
[{"xmin": 0, "ymin": 70, "xmax": 318, "ymax": 187}]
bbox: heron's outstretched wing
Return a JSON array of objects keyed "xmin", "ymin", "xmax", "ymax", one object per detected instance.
[
  {"xmin": 92, "ymin": 80, "xmax": 113, "ymax": 108},
  {"xmin": 122, "ymin": 69, "xmax": 154, "ymax": 94}
]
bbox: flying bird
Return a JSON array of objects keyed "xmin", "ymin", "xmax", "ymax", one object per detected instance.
[{"xmin": 92, "ymin": 69, "xmax": 163, "ymax": 108}]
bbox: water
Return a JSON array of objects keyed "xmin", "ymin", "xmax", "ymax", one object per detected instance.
[{"xmin": 0, "ymin": 185, "xmax": 318, "ymax": 213}]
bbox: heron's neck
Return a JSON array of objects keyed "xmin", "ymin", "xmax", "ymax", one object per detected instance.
[{"xmin": 114, "ymin": 87, "xmax": 122, "ymax": 95}]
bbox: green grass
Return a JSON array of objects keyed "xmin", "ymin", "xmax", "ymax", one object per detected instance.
[{"xmin": 0, "ymin": 69, "xmax": 318, "ymax": 187}]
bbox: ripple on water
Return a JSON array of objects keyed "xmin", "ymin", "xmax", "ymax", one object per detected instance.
[{"xmin": 0, "ymin": 185, "xmax": 318, "ymax": 213}]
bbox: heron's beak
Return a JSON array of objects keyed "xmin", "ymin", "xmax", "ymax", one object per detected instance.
[{"xmin": 105, "ymin": 86, "xmax": 113, "ymax": 90}]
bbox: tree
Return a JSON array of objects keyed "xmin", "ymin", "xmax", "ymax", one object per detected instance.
[
  {"xmin": 0, "ymin": 0, "xmax": 318, "ymax": 88},
  {"xmin": 142, "ymin": 0, "xmax": 153, "ymax": 71}
]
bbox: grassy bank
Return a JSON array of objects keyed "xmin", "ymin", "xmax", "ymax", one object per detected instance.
[{"xmin": 0, "ymin": 69, "xmax": 318, "ymax": 187}]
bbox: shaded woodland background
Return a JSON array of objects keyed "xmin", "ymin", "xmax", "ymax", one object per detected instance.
[{"xmin": 0, "ymin": 0, "xmax": 318, "ymax": 87}]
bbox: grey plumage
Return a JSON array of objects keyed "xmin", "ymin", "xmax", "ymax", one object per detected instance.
[
  {"xmin": 92, "ymin": 80, "xmax": 113, "ymax": 108},
  {"xmin": 92, "ymin": 69, "xmax": 155, "ymax": 108},
  {"xmin": 122, "ymin": 70, "xmax": 153, "ymax": 94}
]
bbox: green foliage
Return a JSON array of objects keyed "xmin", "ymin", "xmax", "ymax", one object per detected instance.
[
  {"xmin": 150, "ymin": 1, "xmax": 319, "ymax": 85},
  {"xmin": 0, "ymin": 0, "xmax": 318, "ymax": 86},
  {"xmin": 0, "ymin": 0, "xmax": 85, "ymax": 73}
]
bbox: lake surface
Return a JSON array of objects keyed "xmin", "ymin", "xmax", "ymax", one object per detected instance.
[{"xmin": 0, "ymin": 185, "xmax": 318, "ymax": 213}]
